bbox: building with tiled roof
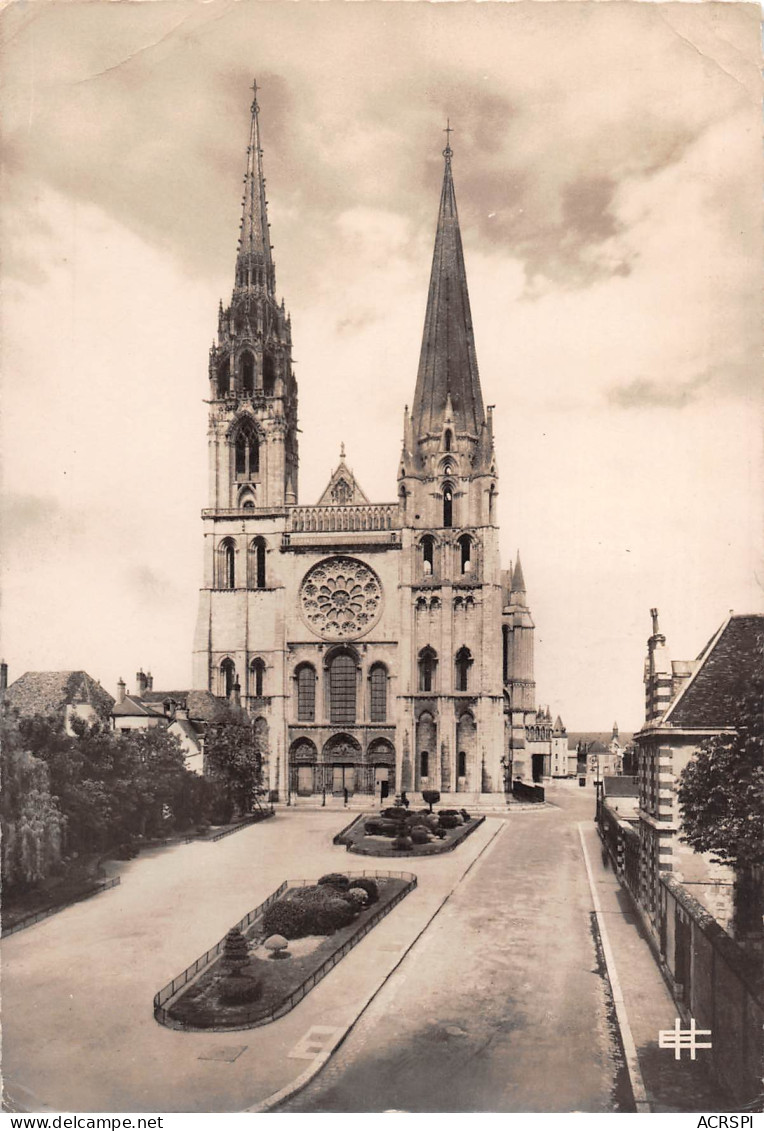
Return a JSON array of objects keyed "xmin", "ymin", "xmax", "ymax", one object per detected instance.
[
  {"xmin": 2, "ymin": 669, "xmax": 114, "ymax": 733},
  {"xmin": 111, "ymin": 670, "xmax": 226, "ymax": 773},
  {"xmin": 635, "ymin": 610, "xmax": 764, "ymax": 924}
]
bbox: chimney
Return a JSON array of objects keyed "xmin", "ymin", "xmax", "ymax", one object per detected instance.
[
  {"xmin": 117, "ymin": 678, "xmax": 126, "ymax": 704},
  {"xmin": 146, "ymin": 671, "xmax": 153, "ymax": 691},
  {"xmin": 0, "ymin": 660, "xmax": 8, "ymax": 693},
  {"xmin": 135, "ymin": 669, "xmax": 148, "ymax": 697}
]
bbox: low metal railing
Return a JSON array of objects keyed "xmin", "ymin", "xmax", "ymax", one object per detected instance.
[
  {"xmin": 2, "ymin": 876, "xmax": 121, "ymax": 938},
  {"xmin": 153, "ymin": 870, "xmax": 416, "ymax": 1030}
]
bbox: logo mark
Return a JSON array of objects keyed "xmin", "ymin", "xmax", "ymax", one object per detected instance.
[{"xmin": 658, "ymin": 1017, "xmax": 712, "ymax": 1060}]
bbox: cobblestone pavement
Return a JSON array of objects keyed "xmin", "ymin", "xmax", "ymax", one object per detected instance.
[{"xmin": 282, "ymin": 789, "xmax": 623, "ymax": 1112}]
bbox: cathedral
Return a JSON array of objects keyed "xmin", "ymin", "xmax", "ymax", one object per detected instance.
[{"xmin": 192, "ymin": 87, "xmax": 556, "ymax": 799}]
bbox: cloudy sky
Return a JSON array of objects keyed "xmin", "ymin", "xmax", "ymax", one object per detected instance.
[{"xmin": 2, "ymin": 0, "xmax": 762, "ymax": 730}]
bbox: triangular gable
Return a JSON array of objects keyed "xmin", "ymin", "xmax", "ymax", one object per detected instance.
[{"xmin": 316, "ymin": 453, "xmax": 370, "ymax": 506}]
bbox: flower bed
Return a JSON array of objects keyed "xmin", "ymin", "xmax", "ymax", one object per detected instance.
[
  {"xmin": 155, "ymin": 870, "xmax": 415, "ymax": 1031},
  {"xmin": 335, "ymin": 807, "xmax": 486, "ymax": 857}
]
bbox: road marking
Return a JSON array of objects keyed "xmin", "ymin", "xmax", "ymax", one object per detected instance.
[
  {"xmin": 578, "ymin": 822, "xmax": 651, "ymax": 1114},
  {"xmin": 288, "ymin": 1025, "xmax": 340, "ymax": 1060},
  {"xmin": 197, "ymin": 1045, "xmax": 247, "ymax": 1063}
]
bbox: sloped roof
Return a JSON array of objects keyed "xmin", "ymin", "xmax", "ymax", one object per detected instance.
[
  {"xmin": 114, "ymin": 688, "xmax": 227, "ymax": 723},
  {"xmin": 112, "ymin": 695, "xmax": 166, "ymax": 719},
  {"xmin": 568, "ymin": 731, "xmax": 634, "ymax": 750},
  {"xmin": 603, "ymin": 775, "xmax": 639, "ymax": 797},
  {"xmin": 664, "ymin": 614, "xmax": 764, "ymax": 729},
  {"xmin": 4, "ymin": 671, "xmax": 114, "ymax": 721}
]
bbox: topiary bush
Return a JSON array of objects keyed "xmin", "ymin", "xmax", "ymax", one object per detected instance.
[
  {"xmin": 317, "ymin": 873, "xmax": 350, "ymax": 890},
  {"xmin": 438, "ymin": 814, "xmax": 460, "ymax": 830},
  {"xmin": 422, "ymin": 789, "xmax": 441, "ymax": 813},
  {"xmin": 218, "ymin": 974, "xmax": 262, "ymax": 1004},
  {"xmin": 460, "ymin": 809, "xmax": 471, "ymax": 822},
  {"xmin": 348, "ymin": 876, "xmax": 379, "ymax": 904},
  {"xmin": 222, "ymin": 927, "xmax": 250, "ymax": 973},
  {"xmin": 410, "ymin": 825, "xmax": 430, "ymax": 845},
  {"xmin": 392, "ymin": 834, "xmax": 413, "ymax": 851}
]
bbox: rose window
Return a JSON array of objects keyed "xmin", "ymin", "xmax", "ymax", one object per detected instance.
[{"xmin": 299, "ymin": 557, "xmax": 383, "ymax": 640}]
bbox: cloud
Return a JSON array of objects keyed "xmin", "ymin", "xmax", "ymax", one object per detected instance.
[{"xmin": 607, "ymin": 374, "xmax": 713, "ymax": 411}]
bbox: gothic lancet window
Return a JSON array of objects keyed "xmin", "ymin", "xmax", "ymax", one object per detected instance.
[
  {"xmin": 443, "ymin": 486, "xmax": 453, "ymax": 528},
  {"xmin": 421, "ymin": 535, "xmax": 435, "ymax": 576},
  {"xmin": 418, "ymin": 647, "xmax": 437, "ymax": 693},
  {"xmin": 296, "ymin": 664, "xmax": 316, "ymax": 721},
  {"xmin": 263, "ymin": 353, "xmax": 276, "ymax": 397},
  {"xmin": 241, "ymin": 352, "xmax": 255, "ymax": 395},
  {"xmin": 458, "ymin": 534, "xmax": 472, "ymax": 574},
  {"xmin": 248, "ymin": 537, "xmax": 266, "ymax": 589},
  {"xmin": 329, "ymin": 650, "xmax": 356, "ymax": 724},
  {"xmin": 234, "ymin": 421, "xmax": 259, "ymax": 479},
  {"xmin": 444, "ymin": 429, "xmax": 452, "ymax": 452},
  {"xmin": 455, "ymin": 646, "xmax": 472, "ymax": 692},
  {"xmin": 369, "ymin": 664, "xmax": 387, "ymax": 722},
  {"xmin": 219, "ymin": 539, "xmax": 236, "ymax": 589},
  {"xmin": 250, "ymin": 658, "xmax": 266, "ymax": 698},
  {"xmin": 218, "ymin": 359, "xmax": 231, "ymax": 397},
  {"xmin": 220, "ymin": 657, "xmax": 236, "ymax": 697}
]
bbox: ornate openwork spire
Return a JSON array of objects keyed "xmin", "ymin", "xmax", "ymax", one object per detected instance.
[
  {"xmin": 410, "ymin": 128, "xmax": 485, "ymax": 442},
  {"xmin": 235, "ymin": 79, "xmax": 274, "ymax": 294}
]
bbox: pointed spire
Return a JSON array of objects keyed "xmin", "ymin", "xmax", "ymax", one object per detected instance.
[
  {"xmin": 511, "ymin": 551, "xmax": 526, "ymax": 595},
  {"xmin": 411, "ymin": 132, "xmax": 485, "ymax": 441},
  {"xmin": 236, "ymin": 79, "xmax": 274, "ymax": 294}
]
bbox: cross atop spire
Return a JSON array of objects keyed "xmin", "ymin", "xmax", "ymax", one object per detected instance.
[
  {"xmin": 443, "ymin": 118, "xmax": 453, "ymax": 159},
  {"xmin": 236, "ymin": 77, "xmax": 274, "ymax": 294},
  {"xmin": 410, "ymin": 138, "xmax": 485, "ymax": 442}
]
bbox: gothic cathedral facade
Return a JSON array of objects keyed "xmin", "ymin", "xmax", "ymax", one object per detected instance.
[{"xmin": 192, "ymin": 88, "xmax": 551, "ymax": 799}]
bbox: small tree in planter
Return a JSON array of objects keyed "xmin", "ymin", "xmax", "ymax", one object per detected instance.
[
  {"xmin": 222, "ymin": 927, "xmax": 250, "ymax": 975},
  {"xmin": 264, "ymin": 934, "xmax": 289, "ymax": 960},
  {"xmin": 422, "ymin": 789, "xmax": 441, "ymax": 813}
]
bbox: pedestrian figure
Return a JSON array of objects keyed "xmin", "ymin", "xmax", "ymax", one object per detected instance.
[
  {"xmin": 343, "ymin": 786, "xmax": 349, "ymax": 807},
  {"xmin": 401, "ymin": 790, "xmax": 409, "ymax": 810}
]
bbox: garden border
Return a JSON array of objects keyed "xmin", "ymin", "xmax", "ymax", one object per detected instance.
[
  {"xmin": 153, "ymin": 870, "xmax": 417, "ymax": 1032},
  {"xmin": 334, "ymin": 814, "xmax": 486, "ymax": 856},
  {"xmin": 2, "ymin": 876, "xmax": 121, "ymax": 938},
  {"xmin": 208, "ymin": 809, "xmax": 274, "ymax": 842}
]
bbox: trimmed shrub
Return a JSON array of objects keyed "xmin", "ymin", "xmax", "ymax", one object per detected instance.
[
  {"xmin": 407, "ymin": 812, "xmax": 438, "ymax": 833},
  {"xmin": 264, "ymin": 934, "xmax": 289, "ymax": 959},
  {"xmin": 440, "ymin": 809, "xmax": 459, "ymax": 817},
  {"xmin": 261, "ymin": 899, "xmax": 309, "ymax": 940},
  {"xmin": 422, "ymin": 789, "xmax": 441, "ymax": 813},
  {"xmin": 364, "ymin": 818, "xmax": 399, "ymax": 837},
  {"xmin": 382, "ymin": 807, "xmax": 409, "ymax": 821},
  {"xmin": 317, "ymin": 873, "xmax": 350, "ymax": 890},
  {"xmin": 218, "ymin": 975, "xmax": 262, "ymax": 1005},
  {"xmin": 345, "ymin": 888, "xmax": 368, "ymax": 908},
  {"xmin": 348, "ymin": 876, "xmax": 379, "ymax": 904},
  {"xmin": 439, "ymin": 814, "xmax": 460, "ymax": 830},
  {"xmin": 459, "ymin": 809, "xmax": 471, "ymax": 822},
  {"xmin": 410, "ymin": 825, "xmax": 430, "ymax": 845},
  {"xmin": 222, "ymin": 927, "xmax": 250, "ymax": 972},
  {"xmin": 392, "ymin": 835, "xmax": 413, "ymax": 851}
]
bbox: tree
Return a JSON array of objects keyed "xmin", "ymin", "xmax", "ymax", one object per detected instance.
[
  {"xmin": 677, "ymin": 677, "xmax": 764, "ymax": 941},
  {"xmin": 422, "ymin": 789, "xmax": 440, "ymax": 813},
  {"xmin": 204, "ymin": 708, "xmax": 262, "ymax": 817},
  {"xmin": 0, "ymin": 715, "xmax": 65, "ymax": 891}
]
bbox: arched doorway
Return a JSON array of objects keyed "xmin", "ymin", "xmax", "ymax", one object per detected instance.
[
  {"xmin": 322, "ymin": 733, "xmax": 362, "ymax": 796},
  {"xmin": 367, "ymin": 737, "xmax": 395, "ymax": 802},
  {"xmin": 289, "ymin": 738, "xmax": 317, "ymax": 796}
]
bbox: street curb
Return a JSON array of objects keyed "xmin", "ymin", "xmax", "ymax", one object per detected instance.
[
  {"xmin": 578, "ymin": 822, "xmax": 651, "ymax": 1114},
  {"xmin": 247, "ymin": 821, "xmax": 506, "ymax": 1113}
]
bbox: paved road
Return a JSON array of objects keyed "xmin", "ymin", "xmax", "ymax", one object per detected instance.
[{"xmin": 282, "ymin": 787, "xmax": 626, "ymax": 1112}]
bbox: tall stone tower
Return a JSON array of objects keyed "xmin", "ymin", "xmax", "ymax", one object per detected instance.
[
  {"xmin": 397, "ymin": 136, "xmax": 506, "ymax": 794},
  {"xmin": 192, "ymin": 84, "xmax": 297, "ymax": 787}
]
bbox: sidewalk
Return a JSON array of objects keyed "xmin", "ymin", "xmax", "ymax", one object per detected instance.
[
  {"xmin": 579, "ymin": 821, "xmax": 735, "ymax": 1112},
  {"xmin": 2, "ymin": 813, "xmax": 503, "ymax": 1113}
]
